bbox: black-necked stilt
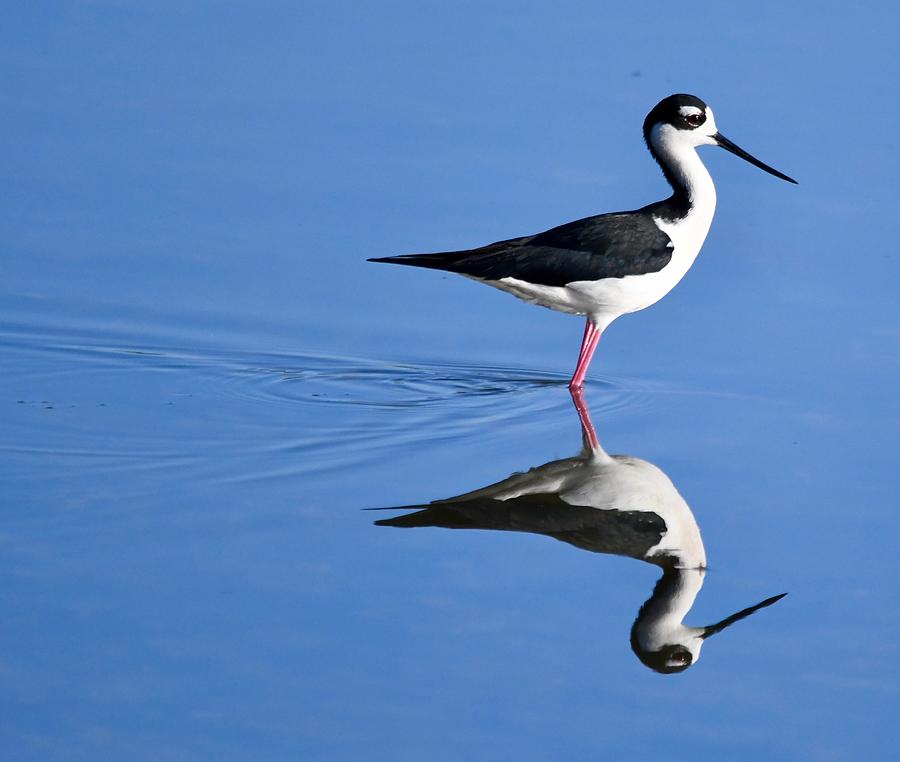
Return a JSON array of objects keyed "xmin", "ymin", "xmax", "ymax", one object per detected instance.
[
  {"xmin": 369, "ymin": 94, "xmax": 796, "ymax": 389},
  {"xmin": 374, "ymin": 391, "xmax": 786, "ymax": 673}
]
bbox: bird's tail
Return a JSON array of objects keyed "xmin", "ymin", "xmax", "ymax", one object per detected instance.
[
  {"xmin": 367, "ymin": 252, "xmax": 471, "ymax": 272},
  {"xmin": 372, "ymin": 505, "xmax": 479, "ymax": 529}
]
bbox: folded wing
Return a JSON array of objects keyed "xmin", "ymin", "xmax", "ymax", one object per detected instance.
[{"xmin": 369, "ymin": 212, "xmax": 673, "ymax": 287}]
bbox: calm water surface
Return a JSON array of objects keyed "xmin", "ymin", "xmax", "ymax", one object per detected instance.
[
  {"xmin": 2, "ymin": 297, "xmax": 897, "ymax": 760},
  {"xmin": 3, "ymin": 3, "xmax": 900, "ymax": 760}
]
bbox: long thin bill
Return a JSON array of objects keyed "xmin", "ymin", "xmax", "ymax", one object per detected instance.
[
  {"xmin": 700, "ymin": 592, "xmax": 787, "ymax": 639},
  {"xmin": 714, "ymin": 133, "xmax": 798, "ymax": 184}
]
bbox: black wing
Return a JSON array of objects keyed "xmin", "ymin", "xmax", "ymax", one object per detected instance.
[
  {"xmin": 374, "ymin": 494, "xmax": 666, "ymax": 560},
  {"xmin": 368, "ymin": 212, "xmax": 673, "ymax": 287}
]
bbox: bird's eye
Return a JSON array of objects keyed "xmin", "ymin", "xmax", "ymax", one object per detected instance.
[{"xmin": 684, "ymin": 112, "xmax": 705, "ymax": 127}]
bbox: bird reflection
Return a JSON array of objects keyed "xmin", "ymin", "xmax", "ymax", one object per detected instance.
[{"xmin": 374, "ymin": 389, "xmax": 785, "ymax": 673}]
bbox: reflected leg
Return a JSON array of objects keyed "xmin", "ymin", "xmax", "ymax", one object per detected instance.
[{"xmin": 570, "ymin": 385, "xmax": 600, "ymax": 451}]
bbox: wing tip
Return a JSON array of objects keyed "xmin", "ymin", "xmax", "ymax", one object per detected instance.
[{"xmin": 366, "ymin": 253, "xmax": 463, "ymax": 271}]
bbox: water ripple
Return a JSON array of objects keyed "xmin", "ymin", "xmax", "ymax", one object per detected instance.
[
  {"xmin": 0, "ymin": 327, "xmax": 667, "ymax": 488},
  {"xmin": 221, "ymin": 355, "xmax": 635, "ymax": 408}
]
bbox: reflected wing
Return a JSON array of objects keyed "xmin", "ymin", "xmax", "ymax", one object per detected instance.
[{"xmin": 375, "ymin": 495, "xmax": 666, "ymax": 560}]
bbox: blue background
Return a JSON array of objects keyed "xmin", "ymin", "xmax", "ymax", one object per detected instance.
[{"xmin": 2, "ymin": 2, "xmax": 899, "ymax": 759}]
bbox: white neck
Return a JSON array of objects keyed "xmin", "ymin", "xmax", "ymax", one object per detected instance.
[
  {"xmin": 650, "ymin": 123, "xmax": 717, "ymax": 207},
  {"xmin": 633, "ymin": 567, "xmax": 706, "ymax": 651},
  {"xmin": 648, "ymin": 124, "xmax": 717, "ymax": 254}
]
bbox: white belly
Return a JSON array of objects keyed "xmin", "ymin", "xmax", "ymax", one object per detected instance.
[{"xmin": 482, "ymin": 206, "xmax": 715, "ymax": 328}]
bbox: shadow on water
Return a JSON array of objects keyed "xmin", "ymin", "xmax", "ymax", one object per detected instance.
[{"xmin": 371, "ymin": 390, "xmax": 786, "ymax": 674}]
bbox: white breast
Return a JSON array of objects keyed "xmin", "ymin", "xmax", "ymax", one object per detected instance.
[
  {"xmin": 476, "ymin": 128, "xmax": 719, "ymax": 328},
  {"xmin": 570, "ymin": 127, "xmax": 719, "ymax": 324}
]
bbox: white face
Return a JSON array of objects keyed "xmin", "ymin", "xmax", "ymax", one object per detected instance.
[
  {"xmin": 647, "ymin": 104, "xmax": 720, "ymax": 161},
  {"xmin": 664, "ymin": 637, "xmax": 705, "ymax": 671},
  {"xmin": 676, "ymin": 104, "xmax": 719, "ymax": 146}
]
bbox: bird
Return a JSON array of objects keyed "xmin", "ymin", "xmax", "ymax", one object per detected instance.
[
  {"xmin": 369, "ymin": 94, "xmax": 796, "ymax": 390},
  {"xmin": 373, "ymin": 392, "xmax": 786, "ymax": 673}
]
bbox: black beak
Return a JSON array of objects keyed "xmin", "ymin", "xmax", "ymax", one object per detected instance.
[
  {"xmin": 714, "ymin": 133, "xmax": 797, "ymax": 184},
  {"xmin": 700, "ymin": 592, "xmax": 787, "ymax": 639}
]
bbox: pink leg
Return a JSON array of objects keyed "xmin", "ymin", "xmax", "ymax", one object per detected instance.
[
  {"xmin": 568, "ymin": 318, "xmax": 602, "ymax": 390},
  {"xmin": 570, "ymin": 384, "xmax": 599, "ymax": 451}
]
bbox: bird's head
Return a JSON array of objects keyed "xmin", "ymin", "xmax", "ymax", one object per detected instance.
[
  {"xmin": 644, "ymin": 93, "xmax": 797, "ymax": 184},
  {"xmin": 631, "ymin": 590, "xmax": 787, "ymax": 674}
]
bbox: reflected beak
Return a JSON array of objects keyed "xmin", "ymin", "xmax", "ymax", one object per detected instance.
[
  {"xmin": 700, "ymin": 592, "xmax": 787, "ymax": 639},
  {"xmin": 714, "ymin": 133, "xmax": 798, "ymax": 184}
]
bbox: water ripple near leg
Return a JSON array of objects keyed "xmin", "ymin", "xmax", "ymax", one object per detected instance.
[
  {"xmin": 1, "ymin": 329, "xmax": 667, "ymax": 488},
  {"xmin": 218, "ymin": 353, "xmax": 655, "ymax": 416}
]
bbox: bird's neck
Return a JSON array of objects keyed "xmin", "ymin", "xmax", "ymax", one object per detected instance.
[
  {"xmin": 631, "ymin": 565, "xmax": 705, "ymax": 649},
  {"xmin": 647, "ymin": 126, "xmax": 717, "ymax": 225}
]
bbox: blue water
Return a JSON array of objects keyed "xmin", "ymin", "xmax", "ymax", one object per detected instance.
[{"xmin": 3, "ymin": 3, "xmax": 900, "ymax": 760}]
